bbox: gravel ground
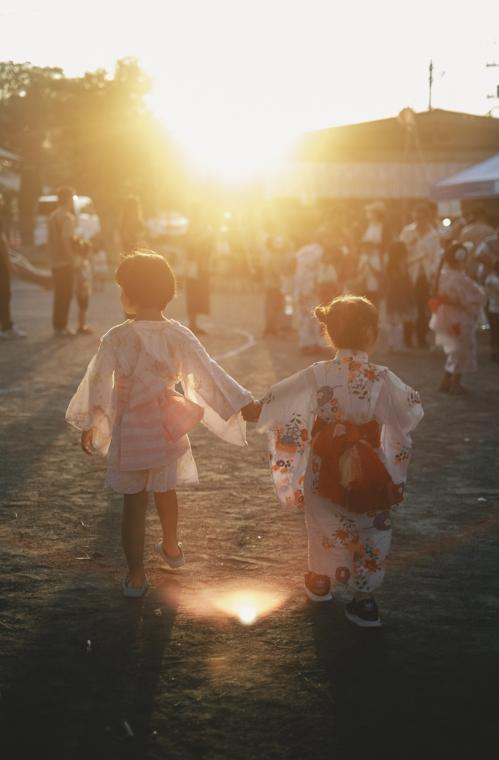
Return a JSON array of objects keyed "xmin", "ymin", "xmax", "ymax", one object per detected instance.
[{"xmin": 1, "ymin": 280, "xmax": 498, "ymax": 760}]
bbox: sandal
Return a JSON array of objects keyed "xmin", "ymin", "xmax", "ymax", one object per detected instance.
[
  {"xmin": 304, "ymin": 572, "xmax": 333, "ymax": 602},
  {"xmin": 155, "ymin": 541, "xmax": 185, "ymax": 569},
  {"xmin": 122, "ymin": 577, "xmax": 149, "ymax": 598}
]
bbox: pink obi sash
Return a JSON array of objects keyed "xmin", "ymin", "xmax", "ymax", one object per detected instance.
[{"xmin": 115, "ymin": 377, "xmax": 204, "ymax": 471}]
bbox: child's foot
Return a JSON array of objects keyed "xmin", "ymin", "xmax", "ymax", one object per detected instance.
[
  {"xmin": 437, "ymin": 373, "xmax": 452, "ymax": 393},
  {"xmin": 304, "ymin": 572, "xmax": 333, "ymax": 602},
  {"xmin": 122, "ymin": 575, "xmax": 149, "ymax": 598},
  {"xmin": 77, "ymin": 325, "xmax": 93, "ymax": 334},
  {"xmin": 345, "ymin": 597, "xmax": 381, "ymax": 627},
  {"xmin": 155, "ymin": 541, "xmax": 185, "ymax": 569}
]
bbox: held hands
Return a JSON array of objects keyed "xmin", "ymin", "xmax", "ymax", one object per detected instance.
[
  {"xmin": 81, "ymin": 428, "xmax": 95, "ymax": 455},
  {"xmin": 241, "ymin": 400, "xmax": 262, "ymax": 423}
]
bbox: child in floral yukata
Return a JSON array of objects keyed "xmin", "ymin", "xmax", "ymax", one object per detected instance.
[
  {"xmin": 66, "ymin": 252, "xmax": 252, "ymax": 597},
  {"xmin": 429, "ymin": 242, "xmax": 486, "ymax": 395},
  {"xmin": 243, "ymin": 296, "xmax": 423, "ymax": 627}
]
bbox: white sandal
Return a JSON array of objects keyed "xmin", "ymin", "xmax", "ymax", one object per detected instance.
[
  {"xmin": 122, "ymin": 577, "xmax": 149, "ymax": 598},
  {"xmin": 154, "ymin": 542, "xmax": 185, "ymax": 569}
]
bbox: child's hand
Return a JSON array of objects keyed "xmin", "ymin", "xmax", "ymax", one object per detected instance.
[
  {"xmin": 241, "ymin": 401, "xmax": 262, "ymax": 423},
  {"xmin": 81, "ymin": 428, "xmax": 95, "ymax": 455}
]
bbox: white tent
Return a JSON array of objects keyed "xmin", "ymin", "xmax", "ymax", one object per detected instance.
[{"xmin": 431, "ymin": 153, "xmax": 499, "ymax": 201}]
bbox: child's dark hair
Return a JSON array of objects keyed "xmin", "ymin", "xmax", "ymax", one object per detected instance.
[
  {"xmin": 115, "ymin": 252, "xmax": 176, "ymax": 310},
  {"xmin": 315, "ymin": 295, "xmax": 378, "ymax": 350}
]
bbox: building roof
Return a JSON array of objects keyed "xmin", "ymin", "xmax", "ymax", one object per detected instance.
[{"xmin": 296, "ymin": 109, "xmax": 499, "ymax": 165}]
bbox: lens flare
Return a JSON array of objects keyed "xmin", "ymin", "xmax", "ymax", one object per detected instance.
[{"xmin": 182, "ymin": 583, "xmax": 288, "ymax": 625}]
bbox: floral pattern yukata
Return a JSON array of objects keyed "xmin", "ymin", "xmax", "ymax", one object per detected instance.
[
  {"xmin": 258, "ymin": 350, "xmax": 423, "ymax": 594},
  {"xmin": 429, "ymin": 269, "xmax": 486, "ymax": 375},
  {"xmin": 66, "ymin": 319, "xmax": 252, "ymax": 494}
]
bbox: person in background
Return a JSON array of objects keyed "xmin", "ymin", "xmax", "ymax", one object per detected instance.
[
  {"xmin": 362, "ymin": 201, "xmax": 392, "ymax": 266},
  {"xmin": 47, "ymin": 186, "xmax": 77, "ymax": 337},
  {"xmin": 384, "ymin": 241, "xmax": 415, "ymax": 351},
  {"xmin": 74, "ymin": 240, "xmax": 93, "ymax": 334},
  {"xmin": 261, "ymin": 232, "xmax": 287, "ymax": 336},
  {"xmin": 120, "ymin": 195, "xmax": 147, "ymax": 256},
  {"xmin": 400, "ymin": 204, "xmax": 442, "ymax": 348},
  {"xmin": 0, "ymin": 197, "xmax": 26, "ymax": 339},
  {"xmin": 294, "ymin": 229, "xmax": 324, "ymax": 355},
  {"xmin": 459, "ymin": 206, "xmax": 495, "ymax": 254},
  {"xmin": 429, "ymin": 242, "xmax": 486, "ymax": 394},
  {"xmin": 355, "ymin": 241, "xmax": 382, "ymax": 305},
  {"xmin": 184, "ymin": 207, "xmax": 213, "ymax": 335},
  {"xmin": 485, "ymin": 260, "xmax": 499, "ymax": 363}
]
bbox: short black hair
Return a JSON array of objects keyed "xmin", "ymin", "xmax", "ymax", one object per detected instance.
[
  {"xmin": 115, "ymin": 252, "xmax": 176, "ymax": 310},
  {"xmin": 315, "ymin": 295, "xmax": 378, "ymax": 350}
]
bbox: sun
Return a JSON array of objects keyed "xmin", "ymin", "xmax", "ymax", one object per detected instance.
[{"xmin": 148, "ymin": 87, "xmax": 299, "ymax": 184}]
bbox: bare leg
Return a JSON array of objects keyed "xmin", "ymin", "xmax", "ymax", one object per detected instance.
[
  {"xmin": 122, "ymin": 491, "xmax": 148, "ymax": 586},
  {"xmin": 154, "ymin": 490, "xmax": 181, "ymax": 558}
]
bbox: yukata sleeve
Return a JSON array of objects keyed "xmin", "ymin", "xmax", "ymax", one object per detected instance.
[
  {"xmin": 375, "ymin": 370, "xmax": 424, "ymax": 487},
  {"xmin": 257, "ymin": 367, "xmax": 316, "ymax": 510},
  {"xmin": 179, "ymin": 328, "xmax": 252, "ymax": 447},
  {"xmin": 65, "ymin": 337, "xmax": 117, "ymax": 455}
]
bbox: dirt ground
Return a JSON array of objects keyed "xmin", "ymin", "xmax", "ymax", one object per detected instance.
[{"xmin": 1, "ymin": 280, "xmax": 499, "ymax": 760}]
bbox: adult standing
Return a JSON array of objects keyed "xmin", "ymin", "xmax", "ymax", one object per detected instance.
[
  {"xmin": 294, "ymin": 230, "xmax": 324, "ymax": 355},
  {"xmin": 0, "ymin": 196, "xmax": 26, "ymax": 339},
  {"xmin": 399, "ymin": 204, "xmax": 441, "ymax": 348},
  {"xmin": 47, "ymin": 186, "xmax": 77, "ymax": 337},
  {"xmin": 184, "ymin": 208, "xmax": 213, "ymax": 335}
]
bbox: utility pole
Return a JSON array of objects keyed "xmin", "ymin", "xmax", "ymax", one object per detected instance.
[
  {"xmin": 428, "ymin": 60, "xmax": 434, "ymax": 111},
  {"xmin": 485, "ymin": 62, "xmax": 499, "ymax": 114}
]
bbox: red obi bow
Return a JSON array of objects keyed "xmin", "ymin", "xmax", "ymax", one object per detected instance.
[{"xmin": 312, "ymin": 419, "xmax": 403, "ymax": 513}]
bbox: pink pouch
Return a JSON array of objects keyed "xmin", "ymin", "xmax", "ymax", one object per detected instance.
[{"xmin": 159, "ymin": 391, "xmax": 204, "ymax": 442}]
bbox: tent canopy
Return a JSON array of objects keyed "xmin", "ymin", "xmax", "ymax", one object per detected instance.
[{"xmin": 431, "ymin": 153, "xmax": 499, "ymax": 200}]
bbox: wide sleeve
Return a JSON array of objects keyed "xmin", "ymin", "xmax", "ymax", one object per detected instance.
[
  {"xmin": 178, "ymin": 327, "xmax": 252, "ymax": 447},
  {"xmin": 65, "ymin": 338, "xmax": 117, "ymax": 455},
  {"xmin": 257, "ymin": 367, "xmax": 316, "ymax": 510},
  {"xmin": 375, "ymin": 370, "xmax": 424, "ymax": 486}
]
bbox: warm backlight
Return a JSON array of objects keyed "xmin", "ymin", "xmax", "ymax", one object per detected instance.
[{"xmin": 182, "ymin": 582, "xmax": 288, "ymax": 625}]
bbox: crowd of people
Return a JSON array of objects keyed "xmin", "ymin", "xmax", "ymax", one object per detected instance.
[{"xmin": 1, "ymin": 188, "xmax": 498, "ymax": 396}]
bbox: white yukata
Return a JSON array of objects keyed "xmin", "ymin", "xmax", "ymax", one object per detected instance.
[
  {"xmin": 258, "ymin": 350, "xmax": 423, "ymax": 594},
  {"xmin": 429, "ymin": 269, "xmax": 486, "ymax": 375},
  {"xmin": 294, "ymin": 243, "xmax": 323, "ymax": 349},
  {"xmin": 66, "ymin": 319, "xmax": 252, "ymax": 494}
]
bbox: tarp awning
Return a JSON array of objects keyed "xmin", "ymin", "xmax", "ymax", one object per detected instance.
[{"xmin": 431, "ymin": 153, "xmax": 499, "ymax": 200}]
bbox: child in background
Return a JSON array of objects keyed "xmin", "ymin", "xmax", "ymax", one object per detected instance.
[
  {"xmin": 66, "ymin": 252, "xmax": 253, "ymax": 597},
  {"xmin": 74, "ymin": 239, "xmax": 93, "ymax": 334},
  {"xmin": 429, "ymin": 242, "xmax": 486, "ymax": 394},
  {"xmin": 243, "ymin": 296, "xmax": 423, "ymax": 627},
  {"xmin": 384, "ymin": 241, "xmax": 416, "ymax": 351},
  {"xmin": 485, "ymin": 260, "xmax": 499, "ymax": 363}
]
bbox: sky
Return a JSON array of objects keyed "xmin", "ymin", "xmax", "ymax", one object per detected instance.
[{"xmin": 2, "ymin": 0, "xmax": 499, "ymax": 178}]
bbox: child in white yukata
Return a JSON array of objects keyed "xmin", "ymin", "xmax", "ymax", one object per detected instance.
[
  {"xmin": 66, "ymin": 252, "xmax": 253, "ymax": 597},
  {"xmin": 243, "ymin": 296, "xmax": 423, "ymax": 627},
  {"xmin": 429, "ymin": 242, "xmax": 486, "ymax": 395}
]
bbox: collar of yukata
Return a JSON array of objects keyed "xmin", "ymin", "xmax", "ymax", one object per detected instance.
[{"xmin": 335, "ymin": 348, "xmax": 369, "ymax": 364}]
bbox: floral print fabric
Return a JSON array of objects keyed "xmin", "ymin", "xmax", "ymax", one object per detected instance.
[{"xmin": 258, "ymin": 349, "xmax": 423, "ymax": 591}]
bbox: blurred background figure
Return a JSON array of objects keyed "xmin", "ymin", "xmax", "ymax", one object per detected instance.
[
  {"xmin": 47, "ymin": 186, "xmax": 77, "ymax": 337},
  {"xmin": 384, "ymin": 241, "xmax": 415, "ymax": 351},
  {"xmin": 120, "ymin": 195, "xmax": 147, "ymax": 255},
  {"xmin": 261, "ymin": 231, "xmax": 288, "ymax": 336},
  {"xmin": 459, "ymin": 206, "xmax": 495, "ymax": 253},
  {"xmin": 485, "ymin": 260, "xmax": 499, "ymax": 363},
  {"xmin": 294, "ymin": 228, "xmax": 324, "ymax": 355},
  {"xmin": 74, "ymin": 240, "xmax": 93, "ymax": 334},
  {"xmin": 400, "ymin": 204, "xmax": 442, "ymax": 348},
  {"xmin": 184, "ymin": 206, "xmax": 213, "ymax": 335},
  {"xmin": 0, "ymin": 195, "xmax": 26, "ymax": 339},
  {"xmin": 355, "ymin": 240, "xmax": 382, "ymax": 305}
]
